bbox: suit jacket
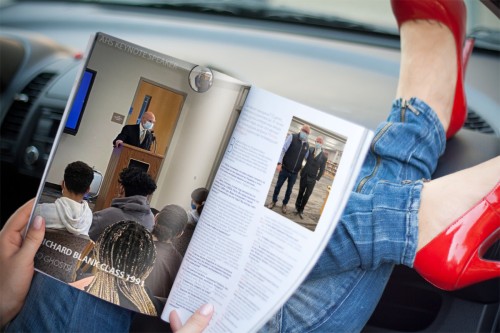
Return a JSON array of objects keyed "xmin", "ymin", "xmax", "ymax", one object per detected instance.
[
  {"xmin": 113, "ymin": 124, "xmax": 153, "ymax": 151},
  {"xmin": 300, "ymin": 147, "xmax": 327, "ymax": 183}
]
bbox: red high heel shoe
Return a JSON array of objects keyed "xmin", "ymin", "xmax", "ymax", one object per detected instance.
[
  {"xmin": 391, "ymin": 0, "xmax": 475, "ymax": 139},
  {"xmin": 414, "ymin": 182, "xmax": 500, "ymax": 291}
]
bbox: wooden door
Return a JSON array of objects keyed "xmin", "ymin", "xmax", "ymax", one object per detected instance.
[{"xmin": 128, "ymin": 79, "xmax": 185, "ymax": 156}]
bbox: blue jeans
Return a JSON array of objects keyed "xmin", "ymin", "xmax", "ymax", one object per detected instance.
[
  {"xmin": 5, "ymin": 272, "xmax": 133, "ymax": 332},
  {"xmin": 260, "ymin": 98, "xmax": 446, "ymax": 332},
  {"xmin": 6, "ymin": 98, "xmax": 445, "ymax": 333},
  {"xmin": 272, "ymin": 168, "xmax": 299, "ymax": 205}
]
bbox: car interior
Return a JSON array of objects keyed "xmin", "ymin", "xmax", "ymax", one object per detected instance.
[{"xmin": 0, "ymin": 0, "xmax": 499, "ymax": 332}]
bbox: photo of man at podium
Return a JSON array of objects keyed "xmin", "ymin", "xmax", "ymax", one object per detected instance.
[{"xmin": 113, "ymin": 111, "xmax": 156, "ymax": 151}]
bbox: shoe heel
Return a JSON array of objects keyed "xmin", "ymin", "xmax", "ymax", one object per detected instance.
[
  {"xmin": 462, "ymin": 38, "xmax": 475, "ymax": 70},
  {"xmin": 455, "ymin": 228, "xmax": 500, "ymax": 289},
  {"xmin": 415, "ymin": 182, "xmax": 500, "ymax": 291},
  {"xmin": 447, "ymin": 37, "xmax": 475, "ymax": 138}
]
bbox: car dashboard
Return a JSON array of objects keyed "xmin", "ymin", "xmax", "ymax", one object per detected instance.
[{"xmin": 0, "ymin": 1, "xmax": 499, "ymax": 332}]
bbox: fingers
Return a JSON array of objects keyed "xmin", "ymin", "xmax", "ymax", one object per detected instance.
[
  {"xmin": 19, "ymin": 215, "xmax": 45, "ymax": 256},
  {"xmin": 0, "ymin": 201, "xmax": 44, "ymax": 327},
  {"xmin": 169, "ymin": 310, "xmax": 183, "ymax": 331},
  {"xmin": 170, "ymin": 304, "xmax": 214, "ymax": 333}
]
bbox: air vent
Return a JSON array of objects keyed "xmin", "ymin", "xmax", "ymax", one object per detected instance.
[
  {"xmin": 30, "ymin": 106, "xmax": 64, "ymax": 163},
  {"xmin": 464, "ymin": 109, "xmax": 495, "ymax": 134},
  {"xmin": 0, "ymin": 72, "xmax": 56, "ymax": 158}
]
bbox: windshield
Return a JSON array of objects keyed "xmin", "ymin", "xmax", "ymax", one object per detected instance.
[
  {"xmin": 15, "ymin": 0, "xmax": 500, "ymax": 50},
  {"xmin": 272, "ymin": 0, "xmax": 500, "ymax": 49},
  {"xmin": 273, "ymin": 0, "xmax": 499, "ymax": 30}
]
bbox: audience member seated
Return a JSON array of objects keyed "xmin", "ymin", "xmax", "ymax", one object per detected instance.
[
  {"xmin": 132, "ymin": 204, "xmax": 187, "ymax": 332},
  {"xmin": 89, "ymin": 166, "xmax": 157, "ymax": 241},
  {"xmin": 145, "ymin": 204, "xmax": 188, "ymax": 299},
  {"xmin": 186, "ymin": 187, "xmax": 209, "ymax": 225},
  {"xmin": 34, "ymin": 161, "xmax": 94, "ymax": 236},
  {"xmin": 71, "ymin": 220, "xmax": 162, "ymax": 316},
  {"xmin": 172, "ymin": 222, "xmax": 196, "ymax": 257},
  {"xmin": 170, "ymin": 187, "xmax": 209, "ymax": 257}
]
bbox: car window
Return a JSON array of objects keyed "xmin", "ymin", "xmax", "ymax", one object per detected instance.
[{"xmin": 61, "ymin": 0, "xmax": 500, "ymax": 50}]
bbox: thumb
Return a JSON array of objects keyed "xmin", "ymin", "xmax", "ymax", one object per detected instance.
[
  {"xmin": 171, "ymin": 304, "xmax": 214, "ymax": 333},
  {"xmin": 19, "ymin": 216, "xmax": 45, "ymax": 259}
]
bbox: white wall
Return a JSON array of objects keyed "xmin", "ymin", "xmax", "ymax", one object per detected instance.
[{"xmin": 46, "ymin": 34, "xmax": 245, "ymax": 211}]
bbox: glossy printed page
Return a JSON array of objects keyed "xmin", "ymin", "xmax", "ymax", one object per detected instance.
[
  {"xmin": 30, "ymin": 32, "xmax": 248, "ymax": 316},
  {"xmin": 163, "ymin": 86, "xmax": 373, "ymax": 332}
]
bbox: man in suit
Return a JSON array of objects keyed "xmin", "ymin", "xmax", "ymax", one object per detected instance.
[
  {"xmin": 113, "ymin": 111, "xmax": 156, "ymax": 151},
  {"xmin": 294, "ymin": 136, "xmax": 327, "ymax": 219}
]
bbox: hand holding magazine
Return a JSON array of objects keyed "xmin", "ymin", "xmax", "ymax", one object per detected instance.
[{"xmin": 28, "ymin": 32, "xmax": 372, "ymax": 332}]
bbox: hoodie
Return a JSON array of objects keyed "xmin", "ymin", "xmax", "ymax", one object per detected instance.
[
  {"xmin": 35, "ymin": 197, "xmax": 93, "ymax": 236},
  {"xmin": 89, "ymin": 195, "xmax": 154, "ymax": 241}
]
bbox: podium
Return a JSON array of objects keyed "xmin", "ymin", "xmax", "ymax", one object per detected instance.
[{"xmin": 94, "ymin": 143, "xmax": 163, "ymax": 211}]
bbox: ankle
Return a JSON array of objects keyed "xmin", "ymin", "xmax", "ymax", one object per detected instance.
[
  {"xmin": 396, "ymin": 20, "xmax": 456, "ymax": 132},
  {"xmin": 417, "ymin": 157, "xmax": 500, "ymax": 251}
]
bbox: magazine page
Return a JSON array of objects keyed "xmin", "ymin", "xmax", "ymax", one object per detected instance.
[
  {"xmin": 28, "ymin": 32, "xmax": 250, "ymax": 316},
  {"xmin": 162, "ymin": 86, "xmax": 373, "ymax": 332}
]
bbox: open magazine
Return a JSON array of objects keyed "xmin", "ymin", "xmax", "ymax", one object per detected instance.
[{"xmin": 29, "ymin": 32, "xmax": 373, "ymax": 332}]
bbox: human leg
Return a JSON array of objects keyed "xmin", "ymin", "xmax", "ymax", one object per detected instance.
[
  {"xmin": 393, "ymin": 0, "xmax": 500, "ymax": 291},
  {"xmin": 418, "ymin": 156, "xmax": 500, "ymax": 251},
  {"xmin": 261, "ymin": 264, "xmax": 393, "ymax": 333},
  {"xmin": 263, "ymin": 157, "xmax": 499, "ymax": 332},
  {"xmin": 299, "ymin": 181, "xmax": 316, "ymax": 212},
  {"xmin": 282, "ymin": 171, "xmax": 298, "ymax": 205},
  {"xmin": 271, "ymin": 170, "xmax": 289, "ymax": 204},
  {"xmin": 5, "ymin": 272, "xmax": 133, "ymax": 332},
  {"xmin": 308, "ymin": 97, "xmax": 444, "ymax": 276},
  {"xmin": 393, "ymin": 0, "xmax": 471, "ymax": 139},
  {"xmin": 415, "ymin": 162, "xmax": 500, "ymax": 290},
  {"xmin": 294, "ymin": 176, "xmax": 307, "ymax": 212},
  {"xmin": 259, "ymin": 96, "xmax": 444, "ymax": 333},
  {"xmin": 395, "ymin": 21, "xmax": 457, "ymax": 132},
  {"xmin": 260, "ymin": 0, "xmax": 495, "ymax": 330}
]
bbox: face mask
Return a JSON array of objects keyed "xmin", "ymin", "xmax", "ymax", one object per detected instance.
[
  {"xmin": 315, "ymin": 143, "xmax": 322, "ymax": 150},
  {"xmin": 143, "ymin": 121, "xmax": 154, "ymax": 130},
  {"xmin": 299, "ymin": 131, "xmax": 308, "ymax": 141},
  {"xmin": 191, "ymin": 202, "xmax": 197, "ymax": 210}
]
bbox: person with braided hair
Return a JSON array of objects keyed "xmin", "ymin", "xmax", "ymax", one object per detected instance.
[
  {"xmin": 71, "ymin": 220, "xmax": 162, "ymax": 315},
  {"xmin": 3, "ymin": 2, "xmax": 500, "ymax": 332},
  {"xmin": 1, "ymin": 200, "xmax": 214, "ymax": 332},
  {"xmin": 130, "ymin": 205, "xmax": 189, "ymax": 332}
]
